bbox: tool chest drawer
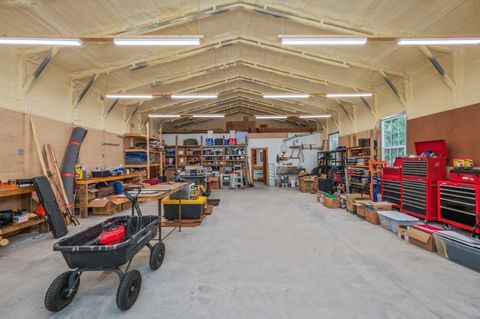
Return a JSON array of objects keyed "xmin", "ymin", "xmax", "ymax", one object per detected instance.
[
  {"xmin": 438, "ymin": 181, "xmax": 480, "ymax": 231},
  {"xmin": 402, "ymin": 161, "xmax": 427, "ymax": 178},
  {"xmin": 382, "ymin": 180, "xmax": 401, "ymax": 205},
  {"xmin": 401, "ymin": 179, "xmax": 426, "ymax": 216}
]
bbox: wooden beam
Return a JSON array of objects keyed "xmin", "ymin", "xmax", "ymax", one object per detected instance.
[
  {"xmin": 419, "ymin": 46, "xmax": 455, "ymax": 90},
  {"xmin": 23, "ymin": 48, "xmax": 59, "ymax": 95}
]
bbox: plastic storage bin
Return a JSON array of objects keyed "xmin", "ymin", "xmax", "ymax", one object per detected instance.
[
  {"xmin": 162, "ymin": 196, "xmax": 207, "ymax": 220},
  {"xmin": 377, "ymin": 211, "xmax": 420, "ymax": 234},
  {"xmin": 433, "ymin": 231, "xmax": 480, "ymax": 272}
]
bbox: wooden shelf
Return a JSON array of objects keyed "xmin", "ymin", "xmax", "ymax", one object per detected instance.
[
  {"xmin": 0, "ymin": 187, "xmax": 34, "ymax": 198},
  {"xmin": 350, "ymin": 182, "xmax": 365, "ymax": 187},
  {"xmin": 125, "ymin": 164, "xmax": 161, "ymax": 168},
  {"xmin": 0, "ymin": 217, "xmax": 44, "ymax": 237},
  {"xmin": 76, "ymin": 173, "xmax": 140, "ymax": 185},
  {"xmin": 349, "ymin": 146, "xmax": 376, "ymax": 151}
]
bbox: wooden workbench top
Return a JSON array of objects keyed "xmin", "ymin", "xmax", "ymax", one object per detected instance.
[
  {"xmin": 76, "ymin": 173, "xmax": 140, "ymax": 185},
  {"xmin": 0, "ymin": 187, "xmax": 35, "ymax": 198},
  {"xmin": 111, "ymin": 182, "xmax": 188, "ymax": 202}
]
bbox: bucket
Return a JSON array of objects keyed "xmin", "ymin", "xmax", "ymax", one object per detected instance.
[{"xmin": 112, "ymin": 181, "xmax": 123, "ymax": 195}]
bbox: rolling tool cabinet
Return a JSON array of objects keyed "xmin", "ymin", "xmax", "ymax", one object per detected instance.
[
  {"xmin": 438, "ymin": 170, "xmax": 480, "ymax": 234},
  {"xmin": 381, "ymin": 158, "xmax": 403, "ymax": 207},
  {"xmin": 400, "ymin": 140, "xmax": 448, "ymax": 221}
]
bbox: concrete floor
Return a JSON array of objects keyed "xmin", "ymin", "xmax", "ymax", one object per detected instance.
[{"xmin": 1, "ymin": 186, "xmax": 479, "ymax": 319}]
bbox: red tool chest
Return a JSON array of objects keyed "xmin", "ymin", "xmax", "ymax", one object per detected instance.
[
  {"xmin": 437, "ymin": 180, "xmax": 480, "ymax": 234},
  {"xmin": 381, "ymin": 158, "xmax": 403, "ymax": 207},
  {"xmin": 400, "ymin": 140, "xmax": 448, "ymax": 221}
]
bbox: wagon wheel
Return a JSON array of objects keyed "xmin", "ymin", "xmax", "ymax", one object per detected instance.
[
  {"xmin": 149, "ymin": 242, "xmax": 166, "ymax": 270},
  {"xmin": 116, "ymin": 270, "xmax": 142, "ymax": 311},
  {"xmin": 45, "ymin": 271, "xmax": 80, "ymax": 312}
]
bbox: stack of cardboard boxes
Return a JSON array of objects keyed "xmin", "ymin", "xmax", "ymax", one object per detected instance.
[{"xmin": 299, "ymin": 173, "xmax": 318, "ymax": 193}]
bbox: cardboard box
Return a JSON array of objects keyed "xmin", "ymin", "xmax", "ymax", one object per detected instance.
[
  {"xmin": 165, "ymin": 169, "xmax": 175, "ymax": 179},
  {"xmin": 178, "ymin": 157, "xmax": 186, "ymax": 165},
  {"xmin": 365, "ymin": 208, "xmax": 380, "ymax": 225},
  {"xmin": 365, "ymin": 201, "xmax": 393, "ymax": 211},
  {"xmin": 88, "ymin": 198, "xmax": 120, "ymax": 216},
  {"xmin": 299, "ymin": 176, "xmax": 317, "ymax": 193},
  {"xmin": 323, "ymin": 196, "xmax": 340, "ymax": 209},
  {"xmin": 352, "ymin": 203, "xmax": 363, "ymax": 215},
  {"xmin": 96, "ymin": 186, "xmax": 114, "ymax": 198},
  {"xmin": 408, "ymin": 228, "xmax": 437, "ymax": 252},
  {"xmin": 317, "ymin": 193, "xmax": 325, "ymax": 203},
  {"xmin": 345, "ymin": 193, "xmax": 370, "ymax": 201},
  {"xmin": 186, "ymin": 150, "xmax": 194, "ymax": 156},
  {"xmin": 356, "ymin": 205, "xmax": 366, "ymax": 218},
  {"xmin": 208, "ymin": 176, "xmax": 220, "ymax": 190},
  {"xmin": 78, "ymin": 188, "xmax": 98, "ymax": 201}
]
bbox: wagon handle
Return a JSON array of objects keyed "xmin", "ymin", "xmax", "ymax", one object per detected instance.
[{"xmin": 124, "ymin": 186, "xmax": 141, "ymax": 200}]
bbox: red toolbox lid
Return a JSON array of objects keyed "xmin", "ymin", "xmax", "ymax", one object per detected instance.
[
  {"xmin": 412, "ymin": 224, "xmax": 442, "ymax": 234},
  {"xmin": 414, "ymin": 140, "xmax": 448, "ymax": 158}
]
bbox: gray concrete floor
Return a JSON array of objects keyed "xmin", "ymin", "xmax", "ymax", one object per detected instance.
[{"xmin": 1, "ymin": 186, "xmax": 479, "ymax": 319}]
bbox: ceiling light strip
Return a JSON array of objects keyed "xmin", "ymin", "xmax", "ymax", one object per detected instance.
[
  {"xmin": 0, "ymin": 37, "xmax": 82, "ymax": 46},
  {"xmin": 105, "ymin": 94, "xmax": 153, "ymax": 99},
  {"xmin": 192, "ymin": 114, "xmax": 225, "ymax": 118},
  {"xmin": 326, "ymin": 93, "xmax": 373, "ymax": 98},
  {"xmin": 299, "ymin": 115, "xmax": 332, "ymax": 119},
  {"xmin": 263, "ymin": 94, "xmax": 310, "ymax": 99},
  {"xmin": 171, "ymin": 94, "xmax": 218, "ymax": 99},
  {"xmin": 148, "ymin": 114, "xmax": 181, "ymax": 118},
  {"xmin": 280, "ymin": 36, "xmax": 367, "ymax": 45},
  {"xmin": 114, "ymin": 36, "xmax": 202, "ymax": 46},
  {"xmin": 397, "ymin": 37, "xmax": 480, "ymax": 45},
  {"xmin": 255, "ymin": 115, "xmax": 288, "ymax": 119}
]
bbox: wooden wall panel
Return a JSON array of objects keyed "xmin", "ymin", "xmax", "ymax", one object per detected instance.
[
  {"xmin": 407, "ymin": 103, "xmax": 480, "ymax": 165},
  {"xmin": 0, "ymin": 108, "xmax": 124, "ymax": 180}
]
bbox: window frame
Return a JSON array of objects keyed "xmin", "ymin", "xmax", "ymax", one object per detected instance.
[
  {"xmin": 380, "ymin": 113, "xmax": 407, "ymax": 166},
  {"xmin": 329, "ymin": 131, "xmax": 339, "ymax": 151}
]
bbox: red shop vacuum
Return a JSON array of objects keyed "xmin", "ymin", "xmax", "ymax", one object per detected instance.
[{"xmin": 85, "ymin": 220, "xmax": 127, "ymax": 246}]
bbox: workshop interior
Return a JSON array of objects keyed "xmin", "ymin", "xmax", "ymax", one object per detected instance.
[{"xmin": 0, "ymin": 1, "xmax": 480, "ymax": 318}]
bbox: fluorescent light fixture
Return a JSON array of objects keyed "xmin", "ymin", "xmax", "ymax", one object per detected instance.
[
  {"xmin": 326, "ymin": 93, "xmax": 373, "ymax": 98},
  {"xmin": 192, "ymin": 114, "xmax": 225, "ymax": 118},
  {"xmin": 299, "ymin": 115, "xmax": 332, "ymax": 119},
  {"xmin": 0, "ymin": 37, "xmax": 82, "ymax": 46},
  {"xmin": 148, "ymin": 114, "xmax": 181, "ymax": 118},
  {"xmin": 398, "ymin": 37, "xmax": 480, "ymax": 45},
  {"xmin": 281, "ymin": 36, "xmax": 367, "ymax": 45},
  {"xmin": 263, "ymin": 93, "xmax": 310, "ymax": 99},
  {"xmin": 114, "ymin": 36, "xmax": 201, "ymax": 46},
  {"xmin": 105, "ymin": 94, "xmax": 153, "ymax": 99},
  {"xmin": 255, "ymin": 115, "xmax": 288, "ymax": 119},
  {"xmin": 171, "ymin": 94, "xmax": 218, "ymax": 99}
]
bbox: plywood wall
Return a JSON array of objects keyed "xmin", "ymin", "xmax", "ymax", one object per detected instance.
[
  {"xmin": 0, "ymin": 108, "xmax": 124, "ymax": 180},
  {"xmin": 407, "ymin": 103, "xmax": 480, "ymax": 165}
]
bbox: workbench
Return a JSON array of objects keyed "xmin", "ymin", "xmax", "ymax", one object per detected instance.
[
  {"xmin": 0, "ymin": 186, "xmax": 46, "ymax": 242},
  {"xmin": 111, "ymin": 182, "xmax": 189, "ymax": 240},
  {"xmin": 76, "ymin": 173, "xmax": 140, "ymax": 218}
]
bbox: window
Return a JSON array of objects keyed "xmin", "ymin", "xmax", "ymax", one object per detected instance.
[
  {"xmin": 329, "ymin": 132, "xmax": 339, "ymax": 151},
  {"xmin": 381, "ymin": 113, "xmax": 406, "ymax": 166}
]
